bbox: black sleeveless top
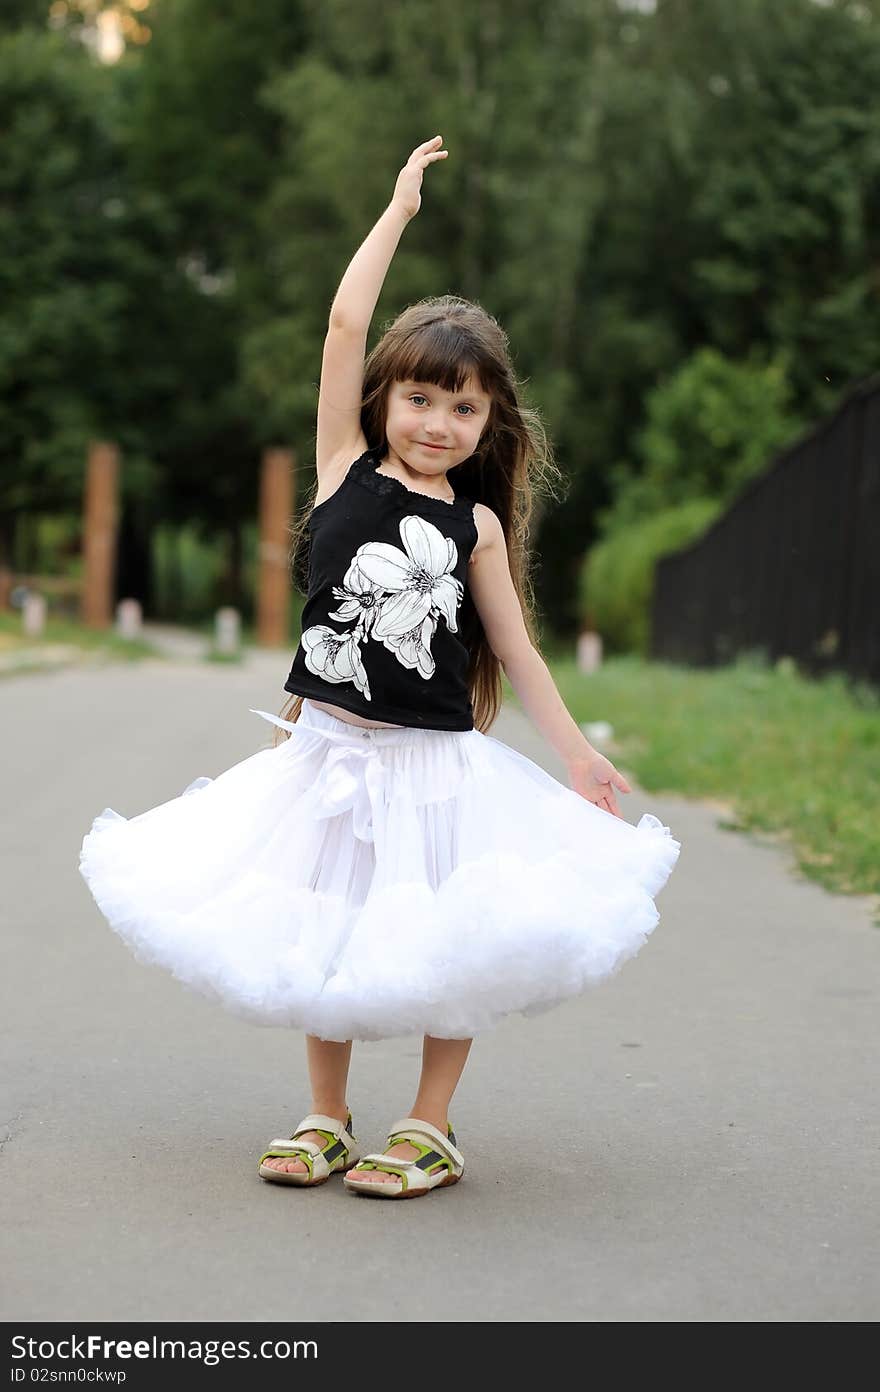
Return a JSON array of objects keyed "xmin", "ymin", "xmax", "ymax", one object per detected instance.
[{"xmin": 283, "ymin": 445, "xmax": 479, "ymax": 730}]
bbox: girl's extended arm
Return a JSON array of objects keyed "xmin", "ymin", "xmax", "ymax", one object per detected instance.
[
  {"xmin": 501, "ymin": 646, "xmax": 632, "ymax": 819},
  {"xmin": 469, "ymin": 506, "xmax": 632, "ymax": 818},
  {"xmin": 329, "ymin": 135, "xmax": 447, "ymax": 331},
  {"xmin": 327, "ymin": 203, "xmax": 410, "ymax": 335},
  {"xmin": 317, "ymin": 136, "xmax": 448, "ymax": 471}
]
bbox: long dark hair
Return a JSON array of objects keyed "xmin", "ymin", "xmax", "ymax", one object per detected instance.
[{"xmin": 273, "ymin": 294, "xmax": 562, "ymax": 741}]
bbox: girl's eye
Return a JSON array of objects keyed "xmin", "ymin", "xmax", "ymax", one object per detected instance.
[{"xmin": 409, "ymin": 395, "xmax": 473, "ymax": 415}]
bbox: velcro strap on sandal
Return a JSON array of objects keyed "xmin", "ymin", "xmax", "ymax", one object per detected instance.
[
  {"xmin": 283, "ymin": 1115, "xmax": 355, "ymax": 1158},
  {"xmin": 385, "ymin": 1117, "xmax": 464, "ymax": 1170},
  {"xmin": 294, "ymin": 1113, "xmax": 354, "ymax": 1142},
  {"xmin": 374, "ymin": 1158, "xmax": 421, "ymax": 1171},
  {"xmin": 357, "ymin": 1152, "xmax": 417, "ymax": 1168},
  {"xmin": 266, "ymin": 1138, "xmax": 322, "ymax": 1157}
]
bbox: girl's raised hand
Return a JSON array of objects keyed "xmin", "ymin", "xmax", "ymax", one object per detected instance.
[
  {"xmin": 567, "ymin": 749, "xmax": 632, "ymax": 819},
  {"xmin": 391, "ymin": 135, "xmax": 448, "ymax": 221}
]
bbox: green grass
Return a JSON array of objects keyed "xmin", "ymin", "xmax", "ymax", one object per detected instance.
[
  {"xmin": 205, "ymin": 648, "xmax": 246, "ymax": 664},
  {"xmin": 516, "ymin": 650, "xmax": 880, "ymax": 912},
  {"xmin": 0, "ymin": 611, "xmax": 157, "ymax": 669}
]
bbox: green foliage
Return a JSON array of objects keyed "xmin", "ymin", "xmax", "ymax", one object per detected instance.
[
  {"xmin": 0, "ymin": 1, "xmax": 49, "ymax": 28},
  {"xmin": 600, "ymin": 347, "xmax": 802, "ymax": 530},
  {"xmin": 242, "ymin": 0, "xmax": 605, "ymax": 461},
  {"xmin": 0, "ymin": 23, "xmax": 189, "ymax": 519},
  {"xmin": 151, "ymin": 523, "xmax": 230, "ymax": 624},
  {"xmin": 579, "ymin": 497, "xmax": 722, "ymax": 653},
  {"xmin": 542, "ymin": 0, "xmax": 880, "ymax": 627},
  {"xmin": 4, "ymin": 0, "xmax": 880, "ymax": 635},
  {"xmin": 0, "ymin": 27, "xmax": 122, "ymax": 509},
  {"xmin": 578, "ymin": 346, "xmax": 796, "ymax": 651}
]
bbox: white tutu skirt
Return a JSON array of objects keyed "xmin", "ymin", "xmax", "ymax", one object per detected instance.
[{"xmin": 78, "ymin": 698, "xmax": 681, "ymax": 1042}]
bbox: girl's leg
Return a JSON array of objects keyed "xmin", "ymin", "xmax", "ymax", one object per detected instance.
[
  {"xmin": 263, "ymin": 1035, "xmax": 354, "ymax": 1174},
  {"xmin": 353, "ymin": 1035, "xmax": 472, "ymax": 1185}
]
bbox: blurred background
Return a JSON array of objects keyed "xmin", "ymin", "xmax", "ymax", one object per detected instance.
[{"xmin": 2, "ymin": 0, "xmax": 878, "ymax": 900}]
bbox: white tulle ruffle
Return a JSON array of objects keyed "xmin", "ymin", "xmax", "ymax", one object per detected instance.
[{"xmin": 78, "ymin": 698, "xmax": 681, "ymax": 1041}]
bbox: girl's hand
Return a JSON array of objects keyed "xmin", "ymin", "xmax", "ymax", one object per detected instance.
[
  {"xmin": 567, "ymin": 748, "xmax": 632, "ymax": 818},
  {"xmin": 391, "ymin": 135, "xmax": 448, "ymax": 221}
]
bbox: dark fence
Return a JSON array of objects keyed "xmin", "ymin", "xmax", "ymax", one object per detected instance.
[{"xmin": 650, "ymin": 374, "xmax": 880, "ymax": 689}]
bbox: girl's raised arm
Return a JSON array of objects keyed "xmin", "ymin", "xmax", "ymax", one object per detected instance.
[{"xmin": 315, "ymin": 136, "xmax": 448, "ymax": 477}]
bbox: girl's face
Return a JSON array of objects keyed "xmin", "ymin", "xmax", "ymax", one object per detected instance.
[{"xmin": 384, "ymin": 375, "xmax": 491, "ymax": 477}]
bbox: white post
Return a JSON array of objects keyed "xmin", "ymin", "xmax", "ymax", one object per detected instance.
[
  {"xmin": 576, "ymin": 629, "xmax": 602, "ymax": 674},
  {"xmin": 115, "ymin": 597, "xmax": 143, "ymax": 639},
  {"xmin": 215, "ymin": 606, "xmax": 240, "ymax": 655},
  {"xmin": 22, "ymin": 592, "xmax": 46, "ymax": 638}
]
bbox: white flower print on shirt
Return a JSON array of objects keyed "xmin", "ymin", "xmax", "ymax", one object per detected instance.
[
  {"xmin": 300, "ymin": 514, "xmax": 463, "ymax": 698},
  {"xmin": 327, "ymin": 564, "xmax": 384, "ymax": 641},
  {"xmin": 300, "ymin": 625, "xmax": 371, "ymax": 699},
  {"xmin": 379, "ymin": 610, "xmax": 440, "ymax": 679}
]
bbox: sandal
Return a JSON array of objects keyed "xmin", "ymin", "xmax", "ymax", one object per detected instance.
[
  {"xmin": 343, "ymin": 1117, "xmax": 464, "ymax": 1199},
  {"xmin": 258, "ymin": 1112, "xmax": 360, "ymax": 1186}
]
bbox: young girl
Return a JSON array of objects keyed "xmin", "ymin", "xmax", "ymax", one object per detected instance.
[{"xmin": 79, "ymin": 136, "xmax": 681, "ymax": 1200}]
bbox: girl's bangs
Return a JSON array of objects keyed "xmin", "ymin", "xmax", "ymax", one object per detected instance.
[{"xmin": 392, "ymin": 324, "xmax": 490, "ymax": 396}]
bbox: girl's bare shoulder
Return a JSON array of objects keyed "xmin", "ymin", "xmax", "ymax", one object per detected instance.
[{"xmin": 470, "ymin": 501, "xmax": 505, "ymax": 563}]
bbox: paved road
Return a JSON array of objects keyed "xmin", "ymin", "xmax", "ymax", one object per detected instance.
[{"xmin": 2, "ymin": 646, "xmax": 877, "ymax": 1322}]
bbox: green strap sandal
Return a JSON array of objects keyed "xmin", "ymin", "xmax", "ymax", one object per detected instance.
[
  {"xmin": 343, "ymin": 1117, "xmax": 464, "ymax": 1199},
  {"xmin": 258, "ymin": 1112, "xmax": 360, "ymax": 1186}
]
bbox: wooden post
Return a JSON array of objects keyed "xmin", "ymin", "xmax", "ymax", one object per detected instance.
[
  {"xmin": 81, "ymin": 440, "xmax": 119, "ymax": 629},
  {"xmin": 257, "ymin": 446, "xmax": 294, "ymax": 646}
]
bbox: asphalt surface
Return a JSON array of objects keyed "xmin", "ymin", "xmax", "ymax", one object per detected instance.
[{"xmin": 1, "ymin": 642, "xmax": 878, "ymax": 1323}]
